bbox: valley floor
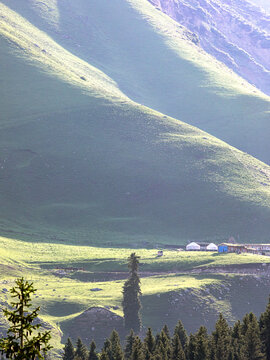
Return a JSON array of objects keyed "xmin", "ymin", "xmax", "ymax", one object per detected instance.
[{"xmin": 0, "ymin": 237, "xmax": 270, "ymax": 357}]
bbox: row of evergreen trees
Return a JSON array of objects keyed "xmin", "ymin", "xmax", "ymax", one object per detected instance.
[{"xmin": 63, "ymin": 296, "xmax": 270, "ymax": 360}]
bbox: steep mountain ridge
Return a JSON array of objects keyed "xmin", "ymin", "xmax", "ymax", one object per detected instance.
[
  {"xmin": 149, "ymin": 0, "xmax": 270, "ymax": 96},
  {"xmin": 1, "ymin": 0, "xmax": 270, "ymax": 165}
]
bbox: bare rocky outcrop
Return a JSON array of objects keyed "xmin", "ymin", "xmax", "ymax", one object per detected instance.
[{"xmin": 149, "ymin": 0, "xmax": 270, "ymax": 95}]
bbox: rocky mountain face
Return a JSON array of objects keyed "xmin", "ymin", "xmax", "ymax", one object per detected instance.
[
  {"xmin": 149, "ymin": 0, "xmax": 270, "ymax": 95},
  {"xmin": 249, "ymin": 0, "xmax": 270, "ymax": 12}
]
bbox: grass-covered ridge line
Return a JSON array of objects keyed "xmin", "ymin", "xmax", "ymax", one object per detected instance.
[
  {"xmin": 3, "ymin": 0, "xmax": 269, "ymax": 162},
  {"xmin": 0, "ymin": 3, "xmax": 126, "ymax": 101}
]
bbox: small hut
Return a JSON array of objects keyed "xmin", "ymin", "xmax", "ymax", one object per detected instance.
[
  {"xmin": 206, "ymin": 243, "xmax": 218, "ymax": 251},
  {"xmin": 186, "ymin": 242, "xmax": 200, "ymax": 251}
]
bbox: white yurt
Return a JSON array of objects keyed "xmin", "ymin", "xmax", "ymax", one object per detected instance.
[
  {"xmin": 186, "ymin": 242, "xmax": 200, "ymax": 251},
  {"xmin": 206, "ymin": 243, "xmax": 218, "ymax": 251}
]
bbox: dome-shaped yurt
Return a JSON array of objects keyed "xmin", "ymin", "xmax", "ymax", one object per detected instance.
[
  {"xmin": 186, "ymin": 242, "xmax": 200, "ymax": 251},
  {"xmin": 206, "ymin": 243, "xmax": 218, "ymax": 251}
]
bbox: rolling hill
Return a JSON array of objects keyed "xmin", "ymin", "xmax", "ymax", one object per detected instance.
[
  {"xmin": 0, "ymin": 1, "xmax": 270, "ymax": 245},
  {"xmin": 1, "ymin": 0, "xmax": 270, "ymax": 164}
]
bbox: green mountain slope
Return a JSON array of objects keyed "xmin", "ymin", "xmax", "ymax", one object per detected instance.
[
  {"xmin": 2, "ymin": 0, "xmax": 270, "ymax": 163},
  {"xmin": 0, "ymin": 3, "xmax": 270, "ymax": 244}
]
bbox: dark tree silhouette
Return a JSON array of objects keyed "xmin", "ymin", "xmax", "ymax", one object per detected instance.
[
  {"xmin": 88, "ymin": 340, "xmax": 98, "ymax": 360},
  {"xmin": 63, "ymin": 338, "xmax": 75, "ymax": 360},
  {"xmin": 122, "ymin": 253, "xmax": 142, "ymax": 333}
]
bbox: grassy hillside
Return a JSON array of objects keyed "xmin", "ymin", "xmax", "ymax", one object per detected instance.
[
  {"xmin": 1, "ymin": 3, "xmax": 270, "ymax": 244},
  {"xmin": 1, "ymin": 3, "xmax": 270, "ymax": 356},
  {"xmin": 1, "ymin": 237, "xmax": 270, "ymax": 354},
  {"xmin": 2, "ymin": 0, "xmax": 270, "ymax": 163}
]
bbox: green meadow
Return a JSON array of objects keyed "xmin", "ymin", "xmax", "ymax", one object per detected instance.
[
  {"xmin": 1, "ymin": 237, "xmax": 270, "ymax": 271},
  {"xmin": 1, "ymin": 236, "xmax": 270, "ymax": 354}
]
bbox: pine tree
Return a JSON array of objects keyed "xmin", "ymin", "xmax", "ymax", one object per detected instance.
[
  {"xmin": 162, "ymin": 325, "xmax": 171, "ymax": 340},
  {"xmin": 63, "ymin": 338, "xmax": 75, "ymax": 360},
  {"xmin": 193, "ymin": 326, "xmax": 209, "ymax": 360},
  {"xmin": 122, "ymin": 253, "xmax": 142, "ymax": 333},
  {"xmin": 155, "ymin": 333, "xmax": 161, "ymax": 349},
  {"xmin": 102, "ymin": 339, "xmax": 113, "ymax": 360},
  {"xmin": 172, "ymin": 333, "xmax": 185, "ymax": 360},
  {"xmin": 0, "ymin": 277, "xmax": 52, "ymax": 360},
  {"xmin": 125, "ymin": 330, "xmax": 136, "ymax": 360},
  {"xmin": 88, "ymin": 340, "xmax": 98, "ymax": 360},
  {"xmin": 110, "ymin": 330, "xmax": 124, "ymax": 360},
  {"xmin": 155, "ymin": 341, "xmax": 168, "ymax": 360},
  {"xmin": 100, "ymin": 349, "xmax": 110, "ymax": 360},
  {"xmin": 211, "ymin": 314, "xmax": 232, "ymax": 360},
  {"xmin": 260, "ymin": 297, "xmax": 270, "ymax": 360},
  {"xmin": 144, "ymin": 327, "xmax": 155, "ymax": 359},
  {"xmin": 187, "ymin": 334, "xmax": 197, "ymax": 360},
  {"xmin": 75, "ymin": 338, "xmax": 88, "ymax": 360},
  {"xmin": 174, "ymin": 321, "xmax": 188, "ymax": 350},
  {"xmin": 229, "ymin": 321, "xmax": 246, "ymax": 360},
  {"xmin": 130, "ymin": 336, "xmax": 144, "ymax": 360},
  {"xmin": 242, "ymin": 313, "xmax": 265, "ymax": 360},
  {"xmin": 159, "ymin": 329, "xmax": 171, "ymax": 360}
]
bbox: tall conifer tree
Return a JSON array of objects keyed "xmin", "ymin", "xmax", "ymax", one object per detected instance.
[
  {"xmin": 122, "ymin": 253, "xmax": 142, "ymax": 333},
  {"xmin": 174, "ymin": 321, "xmax": 188, "ymax": 351},
  {"xmin": 110, "ymin": 330, "xmax": 124, "ymax": 360},
  {"xmin": 75, "ymin": 338, "xmax": 88, "ymax": 360},
  {"xmin": 260, "ymin": 297, "xmax": 270, "ymax": 360},
  {"xmin": 102, "ymin": 339, "xmax": 113, "ymax": 360},
  {"xmin": 0, "ymin": 278, "xmax": 52, "ymax": 360},
  {"xmin": 193, "ymin": 326, "xmax": 209, "ymax": 360},
  {"xmin": 242, "ymin": 313, "xmax": 265, "ymax": 360},
  {"xmin": 162, "ymin": 325, "xmax": 171, "ymax": 340},
  {"xmin": 174, "ymin": 320, "xmax": 188, "ymax": 358},
  {"xmin": 172, "ymin": 334, "xmax": 186, "ymax": 360},
  {"xmin": 88, "ymin": 340, "xmax": 98, "ymax": 360},
  {"xmin": 63, "ymin": 338, "xmax": 75, "ymax": 360},
  {"xmin": 211, "ymin": 314, "xmax": 232, "ymax": 360},
  {"xmin": 159, "ymin": 329, "xmax": 171, "ymax": 360},
  {"xmin": 125, "ymin": 330, "xmax": 136, "ymax": 360},
  {"xmin": 144, "ymin": 327, "xmax": 155, "ymax": 359},
  {"xmin": 230, "ymin": 320, "xmax": 246, "ymax": 360},
  {"xmin": 187, "ymin": 334, "xmax": 196, "ymax": 360},
  {"xmin": 130, "ymin": 337, "xmax": 144, "ymax": 360},
  {"xmin": 155, "ymin": 341, "xmax": 168, "ymax": 360}
]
